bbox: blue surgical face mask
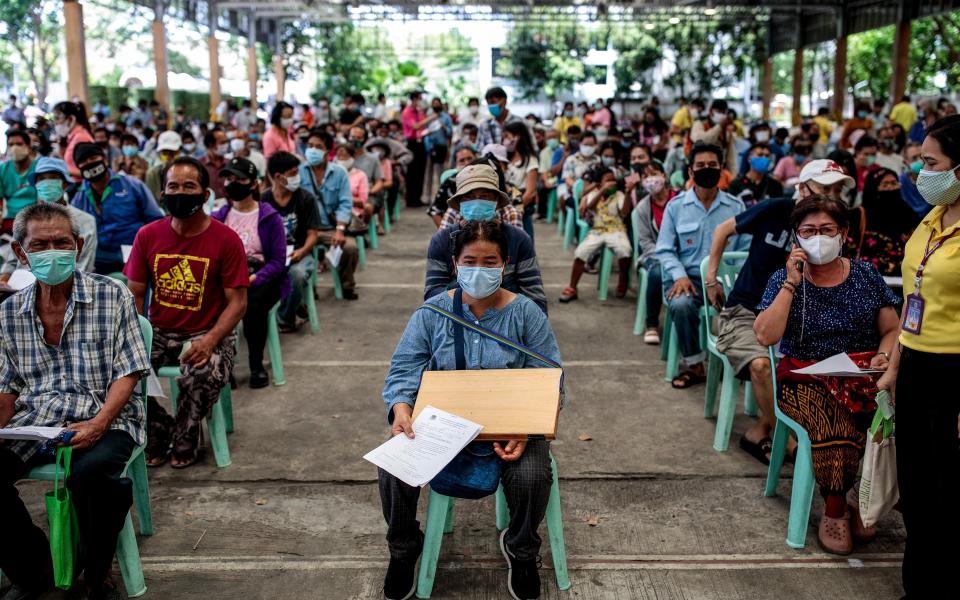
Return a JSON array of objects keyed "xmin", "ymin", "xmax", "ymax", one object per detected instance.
[
  {"xmin": 488, "ymin": 104, "xmax": 503, "ymax": 118},
  {"xmin": 749, "ymin": 156, "xmax": 771, "ymax": 173},
  {"xmin": 121, "ymin": 145, "xmax": 138, "ymax": 157},
  {"xmin": 35, "ymin": 179, "xmax": 64, "ymax": 203},
  {"xmin": 26, "ymin": 249, "xmax": 76, "ymax": 285},
  {"xmin": 459, "ymin": 199, "xmax": 497, "ymax": 221},
  {"xmin": 305, "ymin": 148, "xmax": 326, "ymax": 166},
  {"xmin": 457, "ymin": 265, "xmax": 503, "ymax": 299}
]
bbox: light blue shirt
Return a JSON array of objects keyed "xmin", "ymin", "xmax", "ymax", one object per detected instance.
[
  {"xmin": 655, "ymin": 188, "xmax": 748, "ymax": 282},
  {"xmin": 299, "ymin": 162, "xmax": 353, "ymax": 228},
  {"xmin": 382, "ymin": 293, "xmax": 563, "ymax": 423}
]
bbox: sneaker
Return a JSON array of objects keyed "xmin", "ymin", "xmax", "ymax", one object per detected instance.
[
  {"xmin": 643, "ymin": 328, "xmax": 660, "ymax": 345},
  {"xmin": 382, "ymin": 556, "xmax": 418, "ymax": 600},
  {"xmin": 249, "ymin": 368, "xmax": 269, "ymax": 389},
  {"xmin": 499, "ymin": 529, "xmax": 541, "ymax": 600}
]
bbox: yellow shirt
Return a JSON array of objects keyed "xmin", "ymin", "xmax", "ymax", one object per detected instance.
[
  {"xmin": 670, "ymin": 106, "xmax": 692, "ymax": 142},
  {"xmin": 900, "ymin": 205, "xmax": 960, "ymax": 353},
  {"xmin": 813, "ymin": 115, "xmax": 833, "ymax": 145},
  {"xmin": 554, "ymin": 116, "xmax": 582, "ymax": 144},
  {"xmin": 889, "ymin": 101, "xmax": 917, "ymax": 133}
]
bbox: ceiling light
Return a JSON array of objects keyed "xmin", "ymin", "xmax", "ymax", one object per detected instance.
[
  {"xmin": 644, "ymin": 22, "xmax": 655, "ymax": 30},
  {"xmin": 704, "ymin": 8, "xmax": 717, "ymax": 16},
  {"xmin": 669, "ymin": 16, "xmax": 680, "ymax": 24}
]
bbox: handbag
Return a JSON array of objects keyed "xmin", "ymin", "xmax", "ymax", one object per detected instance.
[
  {"xmin": 422, "ymin": 289, "xmax": 561, "ymax": 499},
  {"xmin": 858, "ymin": 394, "xmax": 898, "ymax": 528},
  {"xmin": 46, "ymin": 447, "xmax": 80, "ymax": 590}
]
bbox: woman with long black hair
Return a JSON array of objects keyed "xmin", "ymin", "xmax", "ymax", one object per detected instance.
[{"xmin": 502, "ymin": 121, "xmax": 539, "ymax": 242}]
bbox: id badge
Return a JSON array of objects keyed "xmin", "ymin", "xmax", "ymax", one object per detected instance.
[{"xmin": 902, "ymin": 293, "xmax": 925, "ymax": 335}]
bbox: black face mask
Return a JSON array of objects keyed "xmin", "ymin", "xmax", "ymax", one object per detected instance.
[
  {"xmin": 692, "ymin": 167, "xmax": 721, "ymax": 189},
  {"xmin": 631, "ymin": 161, "xmax": 650, "ymax": 173},
  {"xmin": 81, "ymin": 161, "xmax": 107, "ymax": 182},
  {"xmin": 568, "ymin": 139, "xmax": 580, "ymax": 151},
  {"xmin": 163, "ymin": 192, "xmax": 205, "ymax": 219},
  {"xmin": 225, "ymin": 181, "xmax": 254, "ymax": 202},
  {"xmin": 96, "ymin": 140, "xmax": 109, "ymax": 149}
]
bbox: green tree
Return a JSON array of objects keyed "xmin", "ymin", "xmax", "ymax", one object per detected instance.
[
  {"xmin": 414, "ymin": 28, "xmax": 478, "ymax": 73},
  {"xmin": 0, "ymin": 0, "xmax": 61, "ymax": 102},
  {"xmin": 498, "ymin": 22, "xmax": 588, "ymax": 100},
  {"xmin": 168, "ymin": 49, "xmax": 202, "ymax": 78},
  {"xmin": 607, "ymin": 25, "xmax": 661, "ymax": 96}
]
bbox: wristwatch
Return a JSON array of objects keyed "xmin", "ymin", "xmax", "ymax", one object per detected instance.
[
  {"xmin": 336, "ymin": 224, "xmax": 346, "ymax": 232},
  {"xmin": 877, "ymin": 351, "xmax": 890, "ymax": 359}
]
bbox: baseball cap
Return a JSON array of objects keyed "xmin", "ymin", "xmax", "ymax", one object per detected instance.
[
  {"xmin": 157, "ymin": 130, "xmax": 182, "ymax": 152},
  {"xmin": 29, "ymin": 157, "xmax": 71, "ymax": 185},
  {"xmin": 480, "ymin": 143, "xmax": 508, "ymax": 163},
  {"xmin": 798, "ymin": 159, "xmax": 855, "ymax": 190},
  {"xmin": 219, "ymin": 157, "xmax": 259, "ymax": 181},
  {"xmin": 448, "ymin": 163, "xmax": 509, "ymax": 210}
]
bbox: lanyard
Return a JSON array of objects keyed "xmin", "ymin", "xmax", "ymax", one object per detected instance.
[{"xmin": 914, "ymin": 227, "xmax": 959, "ymax": 295}]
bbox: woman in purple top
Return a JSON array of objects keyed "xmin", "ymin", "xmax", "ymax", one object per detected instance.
[{"xmin": 212, "ymin": 157, "xmax": 289, "ymax": 388}]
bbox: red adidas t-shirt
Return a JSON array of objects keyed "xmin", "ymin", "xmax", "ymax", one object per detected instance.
[{"xmin": 124, "ymin": 217, "xmax": 249, "ymax": 334}]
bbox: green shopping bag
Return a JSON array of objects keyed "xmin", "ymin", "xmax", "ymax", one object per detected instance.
[{"xmin": 45, "ymin": 446, "xmax": 80, "ymax": 590}]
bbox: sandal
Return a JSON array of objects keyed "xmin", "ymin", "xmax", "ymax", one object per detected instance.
[
  {"xmin": 558, "ymin": 287, "xmax": 578, "ymax": 303},
  {"xmin": 818, "ymin": 512, "xmax": 853, "ymax": 555},
  {"xmin": 739, "ymin": 435, "xmax": 773, "ymax": 466},
  {"xmin": 671, "ymin": 370, "xmax": 706, "ymax": 389},
  {"xmin": 146, "ymin": 452, "xmax": 169, "ymax": 468},
  {"xmin": 170, "ymin": 448, "xmax": 199, "ymax": 469}
]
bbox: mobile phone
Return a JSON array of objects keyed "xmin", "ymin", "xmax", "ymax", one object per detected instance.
[{"xmin": 791, "ymin": 232, "xmax": 804, "ymax": 273}]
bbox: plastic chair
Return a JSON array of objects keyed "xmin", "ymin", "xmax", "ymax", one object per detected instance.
[
  {"xmin": 106, "ymin": 272, "xmax": 128, "ymax": 284},
  {"xmin": 661, "ymin": 301, "xmax": 681, "ymax": 382},
  {"xmin": 556, "ymin": 199, "xmax": 565, "ymax": 235},
  {"xmin": 416, "ymin": 453, "xmax": 571, "ymax": 598},
  {"xmin": 356, "ymin": 235, "xmax": 367, "ymax": 271},
  {"xmin": 6, "ymin": 315, "xmax": 158, "ymax": 597},
  {"xmin": 764, "ymin": 346, "xmax": 816, "ymax": 549},
  {"xmin": 156, "ymin": 364, "xmax": 233, "ymax": 468},
  {"xmin": 383, "ymin": 204, "xmax": 392, "ymax": 234},
  {"xmin": 265, "ymin": 302, "xmax": 286, "ymax": 386},
  {"xmin": 562, "ymin": 180, "xmax": 586, "ymax": 251},
  {"xmin": 392, "ymin": 195, "xmax": 401, "ymax": 223},
  {"xmin": 316, "ymin": 245, "xmax": 344, "ymax": 302},
  {"xmin": 698, "ymin": 252, "xmax": 759, "ymax": 451},
  {"xmin": 632, "ymin": 266, "xmax": 649, "ymax": 336},
  {"xmin": 545, "ymin": 188, "xmax": 558, "ymax": 224},
  {"xmin": 597, "ymin": 248, "xmax": 614, "ymax": 302},
  {"xmin": 367, "ymin": 218, "xmax": 379, "ymax": 250}
]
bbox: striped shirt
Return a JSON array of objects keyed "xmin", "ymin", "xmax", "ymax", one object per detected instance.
[
  {"xmin": 0, "ymin": 271, "xmax": 150, "ymax": 460},
  {"xmin": 424, "ymin": 222, "xmax": 547, "ymax": 315}
]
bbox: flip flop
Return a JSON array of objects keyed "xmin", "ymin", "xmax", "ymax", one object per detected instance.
[
  {"xmin": 558, "ymin": 287, "xmax": 579, "ymax": 303},
  {"xmin": 739, "ymin": 435, "xmax": 773, "ymax": 466},
  {"xmin": 671, "ymin": 370, "xmax": 706, "ymax": 389}
]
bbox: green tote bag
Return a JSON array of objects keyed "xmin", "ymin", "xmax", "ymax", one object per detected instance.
[{"xmin": 45, "ymin": 446, "xmax": 80, "ymax": 589}]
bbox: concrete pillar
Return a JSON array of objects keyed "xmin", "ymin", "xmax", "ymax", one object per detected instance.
[
  {"xmin": 832, "ymin": 36, "xmax": 847, "ymax": 121},
  {"xmin": 273, "ymin": 21, "xmax": 285, "ymax": 101},
  {"xmin": 890, "ymin": 16, "xmax": 912, "ymax": 103},
  {"xmin": 208, "ymin": 0, "xmax": 221, "ymax": 120},
  {"xmin": 247, "ymin": 10, "xmax": 258, "ymax": 104},
  {"xmin": 761, "ymin": 57, "xmax": 773, "ymax": 122},
  {"xmin": 152, "ymin": 0, "xmax": 170, "ymax": 111},
  {"xmin": 63, "ymin": 0, "xmax": 89, "ymax": 106},
  {"xmin": 792, "ymin": 47, "xmax": 804, "ymax": 126}
]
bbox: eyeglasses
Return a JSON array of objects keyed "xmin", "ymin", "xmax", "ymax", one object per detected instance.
[{"xmin": 796, "ymin": 225, "xmax": 840, "ymax": 239}]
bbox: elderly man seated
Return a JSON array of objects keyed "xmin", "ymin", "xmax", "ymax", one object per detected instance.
[
  {"xmin": 0, "ymin": 203, "xmax": 150, "ymax": 600},
  {"xmin": 124, "ymin": 156, "xmax": 248, "ymax": 468}
]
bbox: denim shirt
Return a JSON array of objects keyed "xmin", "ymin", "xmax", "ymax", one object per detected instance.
[
  {"xmin": 299, "ymin": 162, "xmax": 353, "ymax": 229},
  {"xmin": 382, "ymin": 292, "xmax": 564, "ymax": 422},
  {"xmin": 655, "ymin": 188, "xmax": 748, "ymax": 282}
]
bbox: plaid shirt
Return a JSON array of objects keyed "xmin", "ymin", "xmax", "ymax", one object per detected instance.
[
  {"xmin": 0, "ymin": 271, "xmax": 150, "ymax": 460},
  {"xmin": 439, "ymin": 205, "xmax": 523, "ymax": 230},
  {"xmin": 477, "ymin": 112, "xmax": 525, "ymax": 148}
]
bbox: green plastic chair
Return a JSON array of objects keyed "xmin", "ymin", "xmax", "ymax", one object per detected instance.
[
  {"xmin": 265, "ymin": 302, "xmax": 286, "ymax": 386},
  {"xmin": 156, "ymin": 364, "xmax": 232, "ymax": 468},
  {"xmin": 106, "ymin": 272, "xmax": 128, "ymax": 284},
  {"xmin": 596, "ymin": 248, "xmax": 614, "ymax": 302},
  {"xmin": 356, "ymin": 235, "xmax": 367, "ymax": 271},
  {"xmin": 367, "ymin": 218, "xmax": 379, "ymax": 250},
  {"xmin": 416, "ymin": 453, "xmax": 571, "ymax": 598},
  {"xmin": 6, "ymin": 315, "xmax": 157, "ymax": 597},
  {"xmin": 392, "ymin": 195, "xmax": 401, "ymax": 223},
  {"xmin": 383, "ymin": 203, "xmax": 392, "ymax": 234},
  {"xmin": 316, "ymin": 245, "xmax": 344, "ymax": 302},
  {"xmin": 661, "ymin": 301, "xmax": 681, "ymax": 382},
  {"xmin": 632, "ymin": 267, "xmax": 649, "ymax": 336},
  {"xmin": 556, "ymin": 199, "xmax": 565, "ymax": 235},
  {"xmin": 562, "ymin": 180, "xmax": 586, "ymax": 251},
  {"xmin": 764, "ymin": 346, "xmax": 816, "ymax": 549},
  {"xmin": 697, "ymin": 253, "xmax": 759, "ymax": 451},
  {"xmin": 545, "ymin": 188, "xmax": 558, "ymax": 224}
]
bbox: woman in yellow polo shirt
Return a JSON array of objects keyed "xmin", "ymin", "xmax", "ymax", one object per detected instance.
[{"xmin": 877, "ymin": 114, "xmax": 960, "ymax": 600}]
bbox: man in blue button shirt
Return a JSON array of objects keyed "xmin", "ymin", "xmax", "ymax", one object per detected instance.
[
  {"xmin": 69, "ymin": 142, "xmax": 164, "ymax": 274},
  {"xmin": 299, "ymin": 129, "xmax": 360, "ymax": 300},
  {"xmin": 656, "ymin": 143, "xmax": 747, "ymax": 388}
]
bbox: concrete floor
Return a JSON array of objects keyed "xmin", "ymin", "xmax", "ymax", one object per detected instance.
[{"xmin": 12, "ymin": 207, "xmax": 906, "ymax": 599}]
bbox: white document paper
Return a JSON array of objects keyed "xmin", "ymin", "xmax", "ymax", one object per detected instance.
[
  {"xmin": 791, "ymin": 353, "xmax": 884, "ymax": 377},
  {"xmin": 146, "ymin": 369, "xmax": 166, "ymax": 399},
  {"xmin": 285, "ymin": 244, "xmax": 294, "ymax": 267},
  {"xmin": 7, "ymin": 269, "xmax": 36, "ymax": 291},
  {"xmin": 0, "ymin": 426, "xmax": 65, "ymax": 442},
  {"xmin": 326, "ymin": 245, "xmax": 343, "ymax": 269},
  {"xmin": 121, "ymin": 244, "xmax": 133, "ymax": 264},
  {"xmin": 363, "ymin": 405, "xmax": 483, "ymax": 488}
]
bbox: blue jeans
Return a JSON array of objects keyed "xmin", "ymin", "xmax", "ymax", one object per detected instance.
[
  {"xmin": 522, "ymin": 204, "xmax": 535, "ymax": 244},
  {"xmin": 663, "ymin": 271, "xmax": 705, "ymax": 364},
  {"xmin": 280, "ymin": 253, "xmax": 317, "ymax": 325},
  {"xmin": 643, "ymin": 258, "xmax": 663, "ymax": 329}
]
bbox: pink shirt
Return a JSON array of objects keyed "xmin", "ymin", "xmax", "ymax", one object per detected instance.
[
  {"xmin": 64, "ymin": 125, "xmax": 95, "ymax": 181},
  {"xmin": 224, "ymin": 206, "xmax": 263, "ymax": 262},
  {"xmin": 773, "ymin": 156, "xmax": 804, "ymax": 185},
  {"xmin": 402, "ymin": 105, "xmax": 424, "ymax": 140},
  {"xmin": 380, "ymin": 158, "xmax": 393, "ymax": 187},
  {"xmin": 262, "ymin": 126, "xmax": 296, "ymax": 159},
  {"xmin": 348, "ymin": 169, "xmax": 369, "ymax": 217}
]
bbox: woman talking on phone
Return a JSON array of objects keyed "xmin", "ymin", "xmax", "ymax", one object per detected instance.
[
  {"xmin": 754, "ymin": 195, "xmax": 900, "ymax": 555},
  {"xmin": 876, "ymin": 115, "xmax": 960, "ymax": 600}
]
